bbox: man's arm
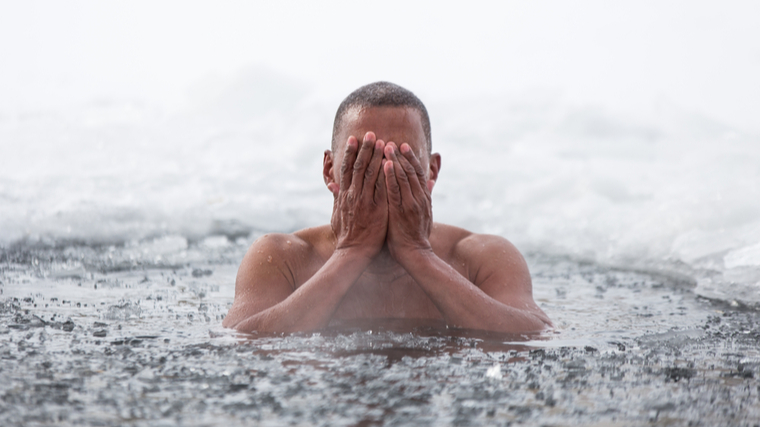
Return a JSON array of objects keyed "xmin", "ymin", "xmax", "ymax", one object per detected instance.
[
  {"xmin": 223, "ymin": 234, "xmax": 375, "ymax": 333},
  {"xmin": 401, "ymin": 234, "xmax": 551, "ymax": 333},
  {"xmin": 383, "ymin": 142, "xmax": 551, "ymax": 333},
  {"xmin": 223, "ymin": 132, "xmax": 389, "ymax": 333}
]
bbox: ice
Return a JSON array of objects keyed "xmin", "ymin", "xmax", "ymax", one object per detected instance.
[
  {"xmin": 1, "ymin": 4, "xmax": 759, "ymax": 306},
  {"xmin": 724, "ymin": 242, "xmax": 760, "ymax": 268},
  {"xmin": 1, "ymin": 92, "xmax": 759, "ymax": 307},
  {"xmin": 105, "ymin": 301, "xmax": 142, "ymax": 321}
]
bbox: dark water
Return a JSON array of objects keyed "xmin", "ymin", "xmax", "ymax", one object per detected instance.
[{"xmin": 1, "ymin": 241, "xmax": 759, "ymax": 426}]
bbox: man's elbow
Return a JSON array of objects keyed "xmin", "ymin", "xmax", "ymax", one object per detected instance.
[
  {"xmin": 531, "ymin": 310, "xmax": 554, "ymax": 331},
  {"xmin": 221, "ymin": 314, "xmax": 237, "ymax": 329}
]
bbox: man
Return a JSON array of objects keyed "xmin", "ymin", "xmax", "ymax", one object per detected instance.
[{"xmin": 223, "ymin": 82, "xmax": 552, "ymax": 334}]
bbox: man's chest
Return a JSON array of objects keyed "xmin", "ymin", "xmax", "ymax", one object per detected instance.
[{"xmin": 331, "ymin": 274, "xmax": 443, "ymax": 320}]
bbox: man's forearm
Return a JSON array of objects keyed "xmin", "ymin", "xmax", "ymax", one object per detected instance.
[
  {"xmin": 233, "ymin": 250, "xmax": 370, "ymax": 333},
  {"xmin": 399, "ymin": 250, "xmax": 549, "ymax": 333}
]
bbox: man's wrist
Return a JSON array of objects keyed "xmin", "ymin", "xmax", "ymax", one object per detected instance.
[
  {"xmin": 393, "ymin": 244, "xmax": 436, "ymax": 270},
  {"xmin": 332, "ymin": 246, "xmax": 377, "ymax": 266}
]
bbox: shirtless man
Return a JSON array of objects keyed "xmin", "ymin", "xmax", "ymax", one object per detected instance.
[{"xmin": 223, "ymin": 82, "xmax": 552, "ymax": 334}]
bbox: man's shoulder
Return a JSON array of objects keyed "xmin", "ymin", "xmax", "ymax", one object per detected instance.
[
  {"xmin": 432, "ymin": 223, "xmax": 523, "ymax": 261},
  {"xmin": 291, "ymin": 224, "xmax": 333, "ymax": 243},
  {"xmin": 434, "ymin": 223, "xmax": 531, "ymax": 292},
  {"xmin": 291, "ymin": 225, "xmax": 335, "ymax": 258},
  {"xmin": 246, "ymin": 225, "xmax": 332, "ymax": 259},
  {"xmin": 430, "ymin": 222, "xmax": 472, "ymax": 254}
]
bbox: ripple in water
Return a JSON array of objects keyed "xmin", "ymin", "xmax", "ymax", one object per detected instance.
[{"xmin": 1, "ymin": 242, "xmax": 758, "ymax": 426}]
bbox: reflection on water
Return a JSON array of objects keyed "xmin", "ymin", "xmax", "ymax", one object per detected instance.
[
  {"xmin": 1, "ymin": 242, "xmax": 758, "ymax": 426},
  {"xmin": 249, "ymin": 319, "xmax": 537, "ymax": 363}
]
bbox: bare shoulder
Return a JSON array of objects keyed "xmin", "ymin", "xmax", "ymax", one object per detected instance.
[
  {"xmin": 238, "ymin": 225, "xmax": 331, "ymax": 281},
  {"xmin": 251, "ymin": 231, "xmax": 310, "ymax": 253},
  {"xmin": 291, "ymin": 224, "xmax": 335, "ymax": 260},
  {"xmin": 429, "ymin": 222, "xmax": 474, "ymax": 257},
  {"xmin": 240, "ymin": 231, "xmax": 311, "ymax": 273},
  {"xmin": 434, "ymin": 223, "xmax": 550, "ymax": 327},
  {"xmin": 431, "ymin": 223, "xmax": 525, "ymax": 265},
  {"xmin": 454, "ymin": 232, "xmax": 527, "ymax": 269},
  {"xmin": 223, "ymin": 228, "xmax": 327, "ymax": 329},
  {"xmin": 437, "ymin": 224, "xmax": 531, "ymax": 293}
]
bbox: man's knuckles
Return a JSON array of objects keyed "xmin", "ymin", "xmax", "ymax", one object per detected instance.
[
  {"xmin": 340, "ymin": 160, "xmax": 351, "ymax": 174},
  {"xmin": 343, "ymin": 191, "xmax": 356, "ymax": 203},
  {"xmin": 363, "ymin": 165, "xmax": 375, "ymax": 181},
  {"xmin": 396, "ymin": 168, "xmax": 410, "ymax": 183}
]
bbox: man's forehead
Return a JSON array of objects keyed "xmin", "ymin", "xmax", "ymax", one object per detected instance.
[{"xmin": 337, "ymin": 106, "xmax": 427, "ymax": 155}]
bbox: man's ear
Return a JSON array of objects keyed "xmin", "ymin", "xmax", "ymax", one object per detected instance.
[
  {"xmin": 427, "ymin": 153, "xmax": 441, "ymax": 193},
  {"xmin": 323, "ymin": 150, "xmax": 339, "ymax": 196}
]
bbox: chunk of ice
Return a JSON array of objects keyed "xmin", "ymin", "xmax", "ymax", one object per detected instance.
[{"xmin": 724, "ymin": 242, "xmax": 760, "ymax": 268}]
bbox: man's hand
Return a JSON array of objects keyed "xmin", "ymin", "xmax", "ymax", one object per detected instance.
[
  {"xmin": 383, "ymin": 142, "xmax": 433, "ymax": 262},
  {"xmin": 226, "ymin": 132, "xmax": 389, "ymax": 333},
  {"xmin": 381, "ymin": 141, "xmax": 551, "ymax": 333},
  {"xmin": 331, "ymin": 132, "xmax": 388, "ymax": 260}
]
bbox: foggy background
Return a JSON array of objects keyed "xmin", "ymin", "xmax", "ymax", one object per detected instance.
[
  {"xmin": 1, "ymin": 1, "xmax": 759, "ymax": 304},
  {"xmin": 2, "ymin": 1, "xmax": 759, "ymax": 129}
]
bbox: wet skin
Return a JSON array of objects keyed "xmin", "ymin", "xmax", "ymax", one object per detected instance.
[{"xmin": 223, "ymin": 106, "xmax": 552, "ymax": 333}]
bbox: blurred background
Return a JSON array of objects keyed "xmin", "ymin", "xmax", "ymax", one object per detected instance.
[{"xmin": 1, "ymin": 1, "xmax": 759, "ymax": 304}]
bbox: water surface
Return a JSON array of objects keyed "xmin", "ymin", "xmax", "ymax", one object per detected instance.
[{"xmin": 2, "ymin": 241, "xmax": 758, "ymax": 426}]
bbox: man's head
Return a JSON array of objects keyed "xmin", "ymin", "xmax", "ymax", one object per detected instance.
[
  {"xmin": 331, "ymin": 82, "xmax": 431, "ymax": 154},
  {"xmin": 325, "ymin": 82, "xmax": 440, "ymax": 196}
]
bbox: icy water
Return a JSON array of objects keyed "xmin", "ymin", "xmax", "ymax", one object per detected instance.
[
  {"xmin": 2, "ymin": 71, "xmax": 760, "ymax": 425},
  {"xmin": 1, "ymin": 239, "xmax": 759, "ymax": 426}
]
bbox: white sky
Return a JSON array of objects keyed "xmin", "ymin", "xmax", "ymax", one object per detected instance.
[{"xmin": 1, "ymin": 0, "xmax": 759, "ymax": 132}]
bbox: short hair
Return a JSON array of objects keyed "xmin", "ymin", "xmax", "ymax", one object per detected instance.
[{"xmin": 331, "ymin": 81, "xmax": 431, "ymax": 153}]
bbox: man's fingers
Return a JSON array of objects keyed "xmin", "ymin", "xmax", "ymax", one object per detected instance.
[
  {"xmin": 374, "ymin": 157, "xmax": 388, "ymax": 206},
  {"xmin": 384, "ymin": 160, "xmax": 402, "ymax": 208},
  {"xmin": 384, "ymin": 142, "xmax": 415, "ymax": 206},
  {"xmin": 339, "ymin": 136, "xmax": 359, "ymax": 192},
  {"xmin": 396, "ymin": 146, "xmax": 425, "ymax": 199},
  {"xmin": 351, "ymin": 132, "xmax": 376, "ymax": 192},
  {"xmin": 363, "ymin": 139, "xmax": 385, "ymax": 197},
  {"xmin": 400, "ymin": 143, "xmax": 428, "ymax": 190}
]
